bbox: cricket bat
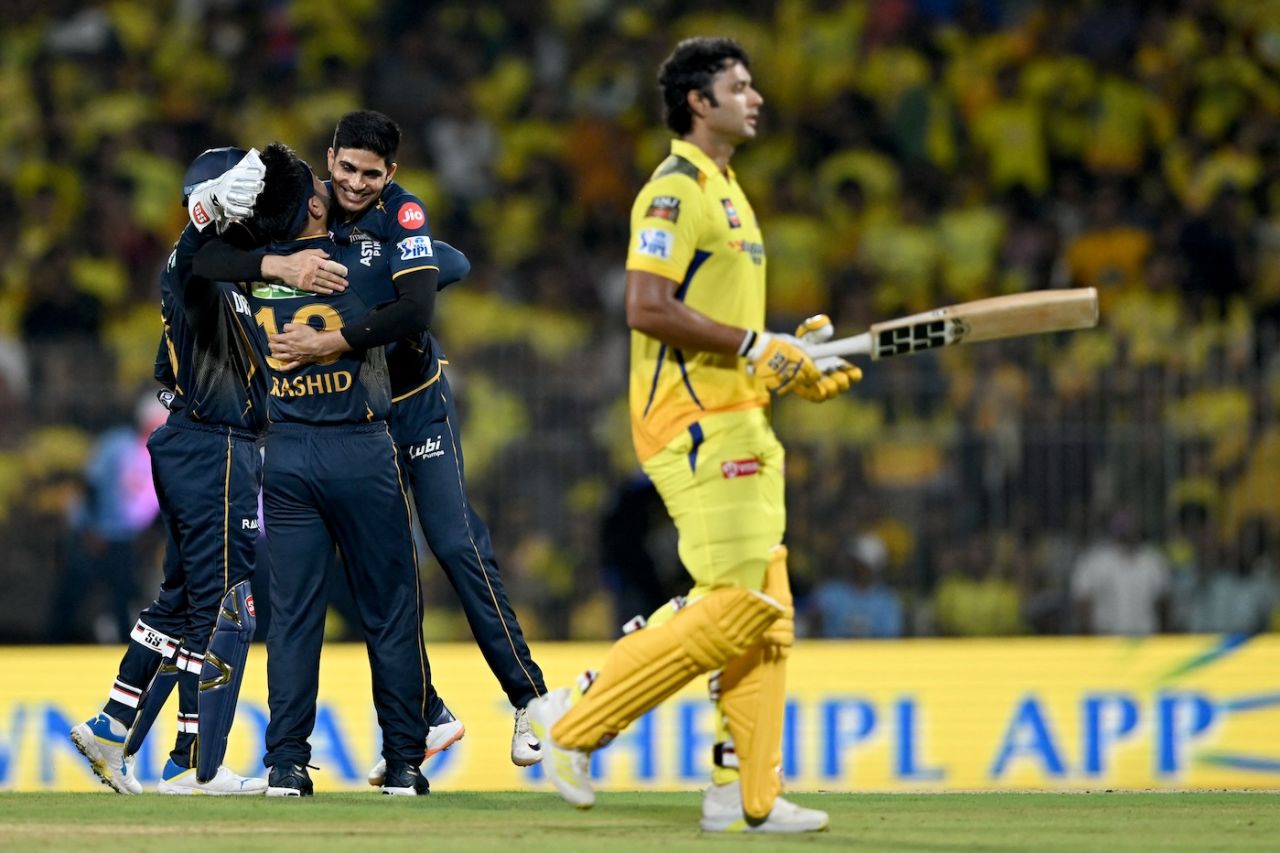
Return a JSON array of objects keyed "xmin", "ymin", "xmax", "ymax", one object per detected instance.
[{"xmin": 806, "ymin": 288, "xmax": 1099, "ymax": 360}]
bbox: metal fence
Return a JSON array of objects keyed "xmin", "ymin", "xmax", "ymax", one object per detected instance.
[{"xmin": 1, "ymin": 298, "xmax": 1276, "ymax": 643}]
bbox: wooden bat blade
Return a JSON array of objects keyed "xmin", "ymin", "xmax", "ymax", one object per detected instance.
[{"xmin": 806, "ymin": 288, "xmax": 1099, "ymax": 360}]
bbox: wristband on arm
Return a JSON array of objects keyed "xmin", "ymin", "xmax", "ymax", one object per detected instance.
[{"xmin": 340, "ymin": 267, "xmax": 439, "ymax": 350}]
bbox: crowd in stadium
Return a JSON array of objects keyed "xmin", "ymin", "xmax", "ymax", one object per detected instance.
[{"xmin": 1, "ymin": 0, "xmax": 1278, "ymax": 643}]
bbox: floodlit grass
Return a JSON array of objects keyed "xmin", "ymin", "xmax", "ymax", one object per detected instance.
[{"xmin": 0, "ymin": 791, "xmax": 1275, "ymax": 851}]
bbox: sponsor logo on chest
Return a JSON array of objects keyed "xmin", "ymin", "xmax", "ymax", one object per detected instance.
[{"xmin": 728, "ymin": 239, "xmax": 765, "ymax": 266}]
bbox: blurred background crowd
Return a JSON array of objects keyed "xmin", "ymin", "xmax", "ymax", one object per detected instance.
[{"xmin": 1, "ymin": 0, "xmax": 1278, "ymax": 644}]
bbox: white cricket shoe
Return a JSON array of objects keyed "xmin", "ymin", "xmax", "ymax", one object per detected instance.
[
  {"xmin": 157, "ymin": 759, "xmax": 267, "ymax": 795},
  {"xmin": 700, "ymin": 780, "xmax": 829, "ymax": 833},
  {"xmin": 511, "ymin": 706, "xmax": 542, "ymax": 766},
  {"xmin": 70, "ymin": 714, "xmax": 142, "ymax": 795},
  {"xmin": 367, "ymin": 705, "xmax": 466, "ymax": 785},
  {"xmin": 526, "ymin": 687, "xmax": 593, "ymax": 808},
  {"xmin": 425, "ymin": 708, "xmax": 466, "ymax": 758}
]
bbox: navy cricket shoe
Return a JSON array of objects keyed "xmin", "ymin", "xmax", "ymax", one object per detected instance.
[
  {"xmin": 382, "ymin": 763, "xmax": 429, "ymax": 796},
  {"xmin": 266, "ymin": 762, "xmax": 314, "ymax": 797}
]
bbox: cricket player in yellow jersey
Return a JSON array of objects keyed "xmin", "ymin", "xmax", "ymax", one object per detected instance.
[{"xmin": 528, "ymin": 37, "xmax": 859, "ymax": 833}]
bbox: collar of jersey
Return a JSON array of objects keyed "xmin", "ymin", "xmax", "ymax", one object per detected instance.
[
  {"xmin": 670, "ymin": 139, "xmax": 734, "ymax": 185},
  {"xmin": 270, "ymin": 234, "xmax": 332, "ymax": 250}
]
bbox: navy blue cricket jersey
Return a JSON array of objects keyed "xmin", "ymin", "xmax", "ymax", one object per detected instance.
[
  {"xmin": 329, "ymin": 181, "xmax": 445, "ymax": 397},
  {"xmin": 158, "ymin": 224, "xmax": 269, "ymax": 431},
  {"xmin": 248, "ymin": 235, "xmax": 398, "ymax": 425}
]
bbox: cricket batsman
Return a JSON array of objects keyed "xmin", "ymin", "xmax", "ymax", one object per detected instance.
[{"xmin": 527, "ymin": 36, "xmax": 859, "ymax": 832}]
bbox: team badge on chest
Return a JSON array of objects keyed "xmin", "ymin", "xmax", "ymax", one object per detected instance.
[{"xmin": 721, "ymin": 198, "xmax": 742, "ymax": 228}]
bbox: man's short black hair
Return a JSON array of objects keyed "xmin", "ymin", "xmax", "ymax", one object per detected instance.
[
  {"xmin": 658, "ymin": 37, "xmax": 750, "ymax": 135},
  {"xmin": 332, "ymin": 109, "xmax": 400, "ymax": 164},
  {"xmin": 246, "ymin": 142, "xmax": 312, "ymax": 243}
]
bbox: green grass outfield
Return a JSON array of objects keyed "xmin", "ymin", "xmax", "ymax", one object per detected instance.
[{"xmin": 0, "ymin": 791, "xmax": 1274, "ymax": 851}]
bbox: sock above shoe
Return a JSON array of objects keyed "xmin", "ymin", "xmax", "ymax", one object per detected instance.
[{"xmin": 161, "ymin": 757, "xmax": 190, "ymax": 782}]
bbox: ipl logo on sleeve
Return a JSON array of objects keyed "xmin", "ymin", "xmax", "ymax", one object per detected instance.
[
  {"xmin": 637, "ymin": 228, "xmax": 673, "ymax": 261},
  {"xmin": 398, "ymin": 235, "xmax": 434, "ymax": 261}
]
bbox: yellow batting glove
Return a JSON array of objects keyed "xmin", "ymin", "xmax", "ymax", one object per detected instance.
[
  {"xmin": 793, "ymin": 360, "xmax": 862, "ymax": 401},
  {"xmin": 794, "ymin": 313, "xmax": 835, "ymax": 342},
  {"xmin": 793, "ymin": 313, "xmax": 863, "ymax": 402},
  {"xmin": 743, "ymin": 330, "xmax": 822, "ymax": 396}
]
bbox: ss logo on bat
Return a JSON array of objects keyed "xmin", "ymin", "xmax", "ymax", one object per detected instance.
[{"xmin": 877, "ymin": 320, "xmax": 947, "ymax": 357}]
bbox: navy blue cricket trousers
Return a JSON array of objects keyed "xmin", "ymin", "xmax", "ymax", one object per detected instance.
[
  {"xmin": 262, "ymin": 421, "xmax": 428, "ymax": 768},
  {"xmin": 104, "ymin": 419, "xmax": 261, "ymax": 764},
  {"xmin": 393, "ymin": 368, "xmax": 546, "ymax": 711}
]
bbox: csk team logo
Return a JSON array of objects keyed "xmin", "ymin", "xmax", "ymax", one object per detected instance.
[{"xmin": 721, "ymin": 198, "xmax": 741, "ymax": 228}]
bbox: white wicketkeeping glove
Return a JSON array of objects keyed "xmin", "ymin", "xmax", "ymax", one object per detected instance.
[{"xmin": 187, "ymin": 148, "xmax": 266, "ymax": 233}]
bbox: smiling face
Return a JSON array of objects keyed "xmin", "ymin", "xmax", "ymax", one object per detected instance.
[
  {"xmin": 326, "ymin": 146, "xmax": 398, "ymax": 217},
  {"xmin": 693, "ymin": 60, "xmax": 763, "ymax": 145}
]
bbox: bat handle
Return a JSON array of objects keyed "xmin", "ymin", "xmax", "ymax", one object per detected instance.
[{"xmin": 806, "ymin": 332, "xmax": 872, "ymax": 360}]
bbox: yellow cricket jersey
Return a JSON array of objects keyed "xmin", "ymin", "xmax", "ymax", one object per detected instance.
[{"xmin": 626, "ymin": 139, "xmax": 770, "ymax": 462}]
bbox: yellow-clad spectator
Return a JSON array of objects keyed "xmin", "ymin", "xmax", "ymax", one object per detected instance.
[
  {"xmin": 764, "ymin": 188, "xmax": 830, "ymax": 321},
  {"xmin": 770, "ymin": 0, "xmax": 865, "ymax": 112},
  {"xmin": 1107, "ymin": 254, "xmax": 1185, "ymax": 368},
  {"xmin": 1064, "ymin": 181, "xmax": 1151, "ymax": 311},
  {"xmin": 1183, "ymin": 137, "xmax": 1263, "ymax": 214},
  {"xmin": 934, "ymin": 535, "xmax": 1026, "ymax": 636},
  {"xmin": 861, "ymin": 41, "xmax": 929, "ymax": 121},
  {"xmin": 970, "ymin": 63, "xmax": 1049, "ymax": 195},
  {"xmin": 1086, "ymin": 65, "xmax": 1169, "ymax": 177},
  {"xmin": 1022, "ymin": 44, "xmax": 1097, "ymax": 165},
  {"xmin": 862, "ymin": 190, "xmax": 942, "ymax": 315},
  {"xmin": 937, "ymin": 173, "xmax": 1006, "ymax": 301}
]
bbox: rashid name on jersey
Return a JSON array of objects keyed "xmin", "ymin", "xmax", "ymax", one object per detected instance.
[
  {"xmin": 625, "ymin": 138, "xmax": 770, "ymax": 462},
  {"xmin": 158, "ymin": 224, "xmax": 269, "ymax": 432},
  {"xmin": 248, "ymin": 235, "xmax": 396, "ymax": 425}
]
